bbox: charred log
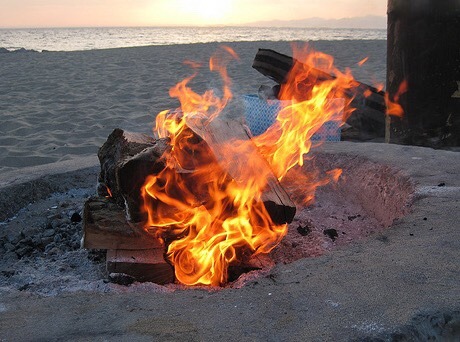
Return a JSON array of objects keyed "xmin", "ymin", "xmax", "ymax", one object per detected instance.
[
  {"xmin": 252, "ymin": 48, "xmax": 386, "ymax": 111},
  {"xmin": 252, "ymin": 48, "xmax": 387, "ymax": 139},
  {"xmin": 97, "ymin": 128, "xmax": 170, "ymax": 222}
]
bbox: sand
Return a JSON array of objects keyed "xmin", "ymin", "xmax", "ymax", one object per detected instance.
[
  {"xmin": 0, "ymin": 142, "xmax": 459, "ymax": 341},
  {"xmin": 0, "ymin": 39, "xmax": 459, "ymax": 340},
  {"xmin": 0, "ymin": 40, "xmax": 386, "ymax": 172}
]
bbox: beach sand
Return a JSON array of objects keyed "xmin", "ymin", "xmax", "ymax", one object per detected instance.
[
  {"xmin": 0, "ymin": 40, "xmax": 386, "ymax": 172},
  {"xmin": 2, "ymin": 40, "xmax": 460, "ymax": 341},
  {"xmin": 0, "ymin": 142, "xmax": 459, "ymax": 341}
]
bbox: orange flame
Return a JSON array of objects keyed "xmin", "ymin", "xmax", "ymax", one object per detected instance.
[
  {"xmin": 141, "ymin": 44, "xmax": 357, "ymax": 286},
  {"xmin": 358, "ymin": 57, "xmax": 369, "ymax": 66},
  {"xmin": 105, "ymin": 185, "xmax": 113, "ymax": 198},
  {"xmin": 252, "ymin": 45, "xmax": 354, "ymax": 180},
  {"xmin": 363, "ymin": 89, "xmax": 373, "ymax": 98},
  {"xmin": 375, "ymin": 83, "xmax": 385, "ymax": 93},
  {"xmin": 385, "ymin": 80, "xmax": 408, "ymax": 117}
]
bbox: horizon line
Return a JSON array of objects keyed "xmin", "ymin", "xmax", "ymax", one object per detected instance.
[{"xmin": 0, "ymin": 24, "xmax": 387, "ymax": 30}]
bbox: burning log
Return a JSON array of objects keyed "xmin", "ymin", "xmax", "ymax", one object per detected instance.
[
  {"xmin": 97, "ymin": 122, "xmax": 295, "ymax": 226},
  {"xmin": 252, "ymin": 48, "xmax": 386, "ymax": 111},
  {"xmin": 252, "ymin": 48, "xmax": 388, "ymax": 138},
  {"xmin": 85, "ymin": 119, "xmax": 295, "ymax": 285},
  {"xmin": 106, "ymin": 249, "xmax": 174, "ymax": 284},
  {"xmin": 135, "ymin": 116, "xmax": 295, "ymax": 285},
  {"xmin": 82, "ymin": 196, "xmax": 162, "ymax": 250},
  {"xmin": 186, "ymin": 118, "xmax": 296, "ymax": 225},
  {"xmin": 97, "ymin": 128, "xmax": 170, "ymax": 222}
]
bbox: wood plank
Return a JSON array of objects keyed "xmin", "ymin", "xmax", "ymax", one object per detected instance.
[
  {"xmin": 116, "ymin": 142, "xmax": 169, "ymax": 222},
  {"xmin": 82, "ymin": 196, "xmax": 163, "ymax": 250},
  {"xmin": 186, "ymin": 118, "xmax": 296, "ymax": 225},
  {"xmin": 107, "ymin": 249, "xmax": 174, "ymax": 284}
]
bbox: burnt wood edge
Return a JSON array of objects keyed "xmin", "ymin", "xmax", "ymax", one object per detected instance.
[{"xmin": 253, "ymin": 48, "xmax": 386, "ymax": 112}]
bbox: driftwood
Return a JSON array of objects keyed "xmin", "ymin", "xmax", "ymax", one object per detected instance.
[
  {"xmin": 82, "ymin": 196, "xmax": 162, "ymax": 250},
  {"xmin": 186, "ymin": 118, "xmax": 296, "ymax": 225},
  {"xmin": 106, "ymin": 249, "xmax": 174, "ymax": 284}
]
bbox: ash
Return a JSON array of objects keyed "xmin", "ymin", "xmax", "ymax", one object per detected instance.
[
  {"xmin": 0, "ymin": 188, "xmax": 110, "ymax": 296},
  {"xmin": 0, "ymin": 184, "xmax": 387, "ymax": 295},
  {"xmin": 0, "ymin": 187, "xmax": 175, "ymax": 296}
]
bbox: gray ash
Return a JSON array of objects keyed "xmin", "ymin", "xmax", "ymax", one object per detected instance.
[{"xmin": 0, "ymin": 188, "xmax": 107, "ymax": 295}]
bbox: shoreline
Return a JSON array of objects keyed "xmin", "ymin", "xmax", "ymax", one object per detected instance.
[
  {"xmin": 1, "ymin": 36, "xmax": 388, "ymax": 54},
  {"xmin": 0, "ymin": 40, "xmax": 387, "ymax": 173},
  {"xmin": 0, "ymin": 26, "xmax": 386, "ymax": 52}
]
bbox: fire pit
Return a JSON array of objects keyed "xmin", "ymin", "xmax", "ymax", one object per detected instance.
[
  {"xmin": 1, "ymin": 141, "xmax": 458, "ymax": 341},
  {"xmin": 57, "ymin": 44, "xmax": 417, "ymax": 287},
  {"xmin": 81, "ymin": 125, "xmax": 413, "ymax": 287},
  {"xmin": 0, "ymin": 147, "xmax": 414, "ymax": 291}
]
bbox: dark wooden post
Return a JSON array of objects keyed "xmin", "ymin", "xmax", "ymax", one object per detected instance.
[{"xmin": 386, "ymin": 0, "xmax": 460, "ymax": 147}]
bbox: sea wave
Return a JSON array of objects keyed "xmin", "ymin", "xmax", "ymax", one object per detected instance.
[
  {"xmin": 0, "ymin": 47, "xmax": 40, "ymax": 53},
  {"xmin": 0, "ymin": 27, "xmax": 386, "ymax": 52}
]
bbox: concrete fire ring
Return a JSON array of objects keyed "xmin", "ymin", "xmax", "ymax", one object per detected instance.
[{"xmin": 0, "ymin": 142, "xmax": 459, "ymax": 341}]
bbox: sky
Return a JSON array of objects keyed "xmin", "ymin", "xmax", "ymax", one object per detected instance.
[{"xmin": 0, "ymin": 0, "xmax": 386, "ymax": 28}]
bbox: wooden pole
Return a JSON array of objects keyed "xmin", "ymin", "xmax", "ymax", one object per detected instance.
[{"xmin": 386, "ymin": 0, "xmax": 460, "ymax": 147}]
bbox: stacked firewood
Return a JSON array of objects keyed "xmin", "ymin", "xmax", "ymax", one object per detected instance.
[{"xmin": 82, "ymin": 120, "xmax": 296, "ymax": 285}]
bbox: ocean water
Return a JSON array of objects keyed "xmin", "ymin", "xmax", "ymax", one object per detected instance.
[{"xmin": 0, "ymin": 26, "xmax": 386, "ymax": 52}]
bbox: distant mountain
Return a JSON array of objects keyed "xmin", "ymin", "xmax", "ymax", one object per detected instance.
[{"xmin": 243, "ymin": 16, "xmax": 386, "ymax": 29}]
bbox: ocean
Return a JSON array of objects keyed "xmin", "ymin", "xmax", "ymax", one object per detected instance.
[{"xmin": 0, "ymin": 26, "xmax": 386, "ymax": 52}]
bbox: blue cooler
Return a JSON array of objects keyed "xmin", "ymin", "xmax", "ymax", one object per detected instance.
[{"xmin": 243, "ymin": 94, "xmax": 342, "ymax": 141}]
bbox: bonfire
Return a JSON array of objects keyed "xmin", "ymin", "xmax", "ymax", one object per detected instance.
[{"xmin": 83, "ymin": 44, "xmax": 403, "ymax": 286}]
